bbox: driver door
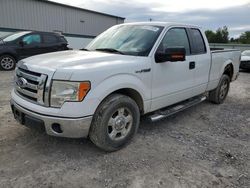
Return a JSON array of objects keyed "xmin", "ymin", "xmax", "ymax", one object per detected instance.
[{"xmin": 151, "ymin": 27, "xmax": 196, "ymax": 111}]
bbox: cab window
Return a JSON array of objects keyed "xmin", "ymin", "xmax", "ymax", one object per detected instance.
[
  {"xmin": 157, "ymin": 28, "xmax": 190, "ymax": 55},
  {"xmin": 22, "ymin": 34, "xmax": 41, "ymax": 45},
  {"xmin": 189, "ymin": 29, "xmax": 206, "ymax": 54}
]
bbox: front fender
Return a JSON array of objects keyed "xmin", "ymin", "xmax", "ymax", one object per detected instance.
[{"xmin": 87, "ymin": 74, "xmax": 151, "ymax": 113}]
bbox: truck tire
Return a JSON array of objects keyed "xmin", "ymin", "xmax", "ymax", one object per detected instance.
[
  {"xmin": 89, "ymin": 94, "xmax": 140, "ymax": 151},
  {"xmin": 209, "ymin": 74, "xmax": 230, "ymax": 104},
  {"xmin": 0, "ymin": 55, "xmax": 16, "ymax": 71}
]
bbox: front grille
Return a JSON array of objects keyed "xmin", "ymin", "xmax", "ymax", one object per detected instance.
[
  {"xmin": 15, "ymin": 67, "xmax": 47, "ymax": 105},
  {"xmin": 240, "ymin": 61, "xmax": 250, "ymax": 68},
  {"xmin": 241, "ymin": 61, "xmax": 250, "ymax": 64}
]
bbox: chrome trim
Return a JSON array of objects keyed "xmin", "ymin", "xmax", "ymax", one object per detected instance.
[
  {"xmin": 25, "ymin": 82, "xmax": 38, "ymax": 90},
  {"xmin": 150, "ymin": 96, "xmax": 207, "ymax": 122},
  {"xmin": 38, "ymin": 74, "xmax": 47, "ymax": 104},
  {"xmin": 44, "ymin": 75, "xmax": 53, "ymax": 106},
  {"xmin": 16, "ymin": 68, "xmax": 41, "ymax": 82},
  {"xmin": 15, "ymin": 67, "xmax": 48, "ymax": 106},
  {"xmin": 16, "ymin": 86, "xmax": 38, "ymax": 98}
]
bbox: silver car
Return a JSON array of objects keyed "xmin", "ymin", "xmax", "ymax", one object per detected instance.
[{"xmin": 240, "ymin": 50, "xmax": 250, "ymax": 70}]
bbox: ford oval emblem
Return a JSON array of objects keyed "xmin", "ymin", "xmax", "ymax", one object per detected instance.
[{"xmin": 16, "ymin": 77, "xmax": 28, "ymax": 89}]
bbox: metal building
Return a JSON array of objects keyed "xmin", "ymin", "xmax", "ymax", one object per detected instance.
[{"xmin": 0, "ymin": 0, "xmax": 125, "ymax": 48}]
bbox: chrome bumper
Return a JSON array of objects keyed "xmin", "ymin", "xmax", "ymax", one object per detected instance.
[{"xmin": 10, "ymin": 100, "xmax": 92, "ymax": 138}]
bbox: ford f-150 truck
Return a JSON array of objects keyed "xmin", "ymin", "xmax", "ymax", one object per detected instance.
[{"xmin": 10, "ymin": 22, "xmax": 241, "ymax": 151}]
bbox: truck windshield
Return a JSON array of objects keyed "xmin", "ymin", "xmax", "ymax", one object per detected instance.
[
  {"xmin": 3, "ymin": 31, "xmax": 31, "ymax": 42},
  {"xmin": 86, "ymin": 25, "xmax": 164, "ymax": 56}
]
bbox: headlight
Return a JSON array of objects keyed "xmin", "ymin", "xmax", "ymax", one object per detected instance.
[{"xmin": 50, "ymin": 80, "xmax": 90, "ymax": 108}]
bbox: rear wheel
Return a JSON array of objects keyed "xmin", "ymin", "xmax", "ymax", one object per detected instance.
[
  {"xmin": 0, "ymin": 55, "xmax": 16, "ymax": 71},
  {"xmin": 209, "ymin": 74, "xmax": 230, "ymax": 104},
  {"xmin": 89, "ymin": 94, "xmax": 140, "ymax": 151}
]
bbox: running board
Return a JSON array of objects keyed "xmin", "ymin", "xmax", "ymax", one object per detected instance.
[{"xmin": 150, "ymin": 95, "xmax": 207, "ymax": 122}]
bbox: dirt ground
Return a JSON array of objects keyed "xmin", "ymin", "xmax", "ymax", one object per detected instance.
[{"xmin": 0, "ymin": 70, "xmax": 249, "ymax": 188}]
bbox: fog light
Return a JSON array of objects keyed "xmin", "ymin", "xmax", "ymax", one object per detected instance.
[{"xmin": 51, "ymin": 123, "xmax": 63, "ymax": 133}]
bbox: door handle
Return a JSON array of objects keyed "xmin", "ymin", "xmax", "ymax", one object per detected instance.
[{"xmin": 189, "ymin": 61, "xmax": 195, "ymax": 69}]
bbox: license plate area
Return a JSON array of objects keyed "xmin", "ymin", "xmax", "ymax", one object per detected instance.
[
  {"xmin": 11, "ymin": 104, "xmax": 45, "ymax": 132},
  {"xmin": 11, "ymin": 105, "xmax": 24, "ymax": 124}
]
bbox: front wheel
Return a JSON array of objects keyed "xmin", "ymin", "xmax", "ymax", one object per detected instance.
[
  {"xmin": 209, "ymin": 74, "xmax": 230, "ymax": 104},
  {"xmin": 0, "ymin": 55, "xmax": 16, "ymax": 71},
  {"xmin": 89, "ymin": 94, "xmax": 140, "ymax": 151}
]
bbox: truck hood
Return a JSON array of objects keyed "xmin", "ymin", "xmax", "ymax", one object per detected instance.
[
  {"xmin": 241, "ymin": 55, "xmax": 250, "ymax": 61},
  {"xmin": 21, "ymin": 50, "xmax": 134, "ymax": 69},
  {"xmin": 19, "ymin": 50, "xmax": 147, "ymax": 80}
]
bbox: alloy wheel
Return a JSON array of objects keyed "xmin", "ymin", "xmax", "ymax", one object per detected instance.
[
  {"xmin": 219, "ymin": 80, "xmax": 229, "ymax": 100},
  {"xmin": 107, "ymin": 107, "xmax": 133, "ymax": 141},
  {"xmin": 1, "ymin": 56, "xmax": 15, "ymax": 70}
]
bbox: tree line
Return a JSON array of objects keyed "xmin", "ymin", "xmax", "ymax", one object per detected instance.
[{"xmin": 205, "ymin": 26, "xmax": 250, "ymax": 44}]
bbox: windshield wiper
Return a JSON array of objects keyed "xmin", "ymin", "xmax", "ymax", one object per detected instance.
[
  {"xmin": 95, "ymin": 48, "xmax": 124, "ymax": 55},
  {"xmin": 80, "ymin": 48, "xmax": 89, "ymax": 51}
]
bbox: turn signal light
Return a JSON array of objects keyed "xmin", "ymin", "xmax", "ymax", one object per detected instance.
[{"xmin": 78, "ymin": 82, "xmax": 91, "ymax": 101}]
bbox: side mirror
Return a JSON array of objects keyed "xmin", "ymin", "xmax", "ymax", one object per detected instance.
[{"xmin": 155, "ymin": 47, "xmax": 186, "ymax": 63}]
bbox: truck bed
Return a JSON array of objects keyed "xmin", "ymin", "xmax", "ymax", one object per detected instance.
[{"xmin": 207, "ymin": 49, "xmax": 241, "ymax": 91}]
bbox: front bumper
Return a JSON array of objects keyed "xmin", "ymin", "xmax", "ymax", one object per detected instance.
[{"xmin": 10, "ymin": 100, "xmax": 92, "ymax": 138}]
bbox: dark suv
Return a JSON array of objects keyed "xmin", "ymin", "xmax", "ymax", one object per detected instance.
[{"xmin": 0, "ymin": 31, "xmax": 69, "ymax": 70}]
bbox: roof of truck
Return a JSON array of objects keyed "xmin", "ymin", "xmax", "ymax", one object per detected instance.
[{"xmin": 120, "ymin": 22, "xmax": 200, "ymax": 29}]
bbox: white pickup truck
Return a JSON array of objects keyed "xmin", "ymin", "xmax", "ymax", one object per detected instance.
[{"xmin": 11, "ymin": 22, "xmax": 241, "ymax": 151}]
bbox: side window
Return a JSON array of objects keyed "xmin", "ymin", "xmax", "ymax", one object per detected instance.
[
  {"xmin": 43, "ymin": 34, "xmax": 58, "ymax": 44},
  {"xmin": 190, "ymin": 29, "xmax": 206, "ymax": 54},
  {"xmin": 157, "ymin": 28, "xmax": 190, "ymax": 55},
  {"xmin": 22, "ymin": 34, "xmax": 41, "ymax": 45},
  {"xmin": 59, "ymin": 36, "xmax": 67, "ymax": 43}
]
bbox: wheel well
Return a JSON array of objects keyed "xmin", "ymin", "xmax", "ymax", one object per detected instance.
[
  {"xmin": 223, "ymin": 63, "xmax": 234, "ymax": 81},
  {"xmin": 0, "ymin": 53, "xmax": 17, "ymax": 62},
  {"xmin": 110, "ymin": 88, "xmax": 144, "ymax": 114}
]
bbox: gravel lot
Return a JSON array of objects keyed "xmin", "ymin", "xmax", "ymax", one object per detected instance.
[{"xmin": 0, "ymin": 70, "xmax": 249, "ymax": 188}]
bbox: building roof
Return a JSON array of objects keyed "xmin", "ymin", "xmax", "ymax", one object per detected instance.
[{"xmin": 36, "ymin": 0, "xmax": 125, "ymax": 20}]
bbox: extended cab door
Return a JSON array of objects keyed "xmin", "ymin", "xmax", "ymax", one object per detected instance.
[
  {"xmin": 187, "ymin": 28, "xmax": 210, "ymax": 96},
  {"xmin": 151, "ymin": 27, "xmax": 196, "ymax": 111}
]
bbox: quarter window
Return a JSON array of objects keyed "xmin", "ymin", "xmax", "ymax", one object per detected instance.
[
  {"xmin": 157, "ymin": 28, "xmax": 190, "ymax": 55},
  {"xmin": 43, "ymin": 34, "xmax": 58, "ymax": 43},
  {"xmin": 59, "ymin": 36, "xmax": 67, "ymax": 43},
  {"xmin": 22, "ymin": 34, "xmax": 41, "ymax": 45},
  {"xmin": 189, "ymin": 29, "xmax": 206, "ymax": 54}
]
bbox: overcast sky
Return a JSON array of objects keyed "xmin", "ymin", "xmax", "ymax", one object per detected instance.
[{"xmin": 50, "ymin": 0, "xmax": 250, "ymax": 37}]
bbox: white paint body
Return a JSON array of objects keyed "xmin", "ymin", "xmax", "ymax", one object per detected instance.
[
  {"xmin": 241, "ymin": 55, "xmax": 250, "ymax": 61},
  {"xmin": 11, "ymin": 22, "xmax": 241, "ymax": 137}
]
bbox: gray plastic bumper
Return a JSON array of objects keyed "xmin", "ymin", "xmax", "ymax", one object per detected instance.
[{"xmin": 10, "ymin": 100, "xmax": 92, "ymax": 138}]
